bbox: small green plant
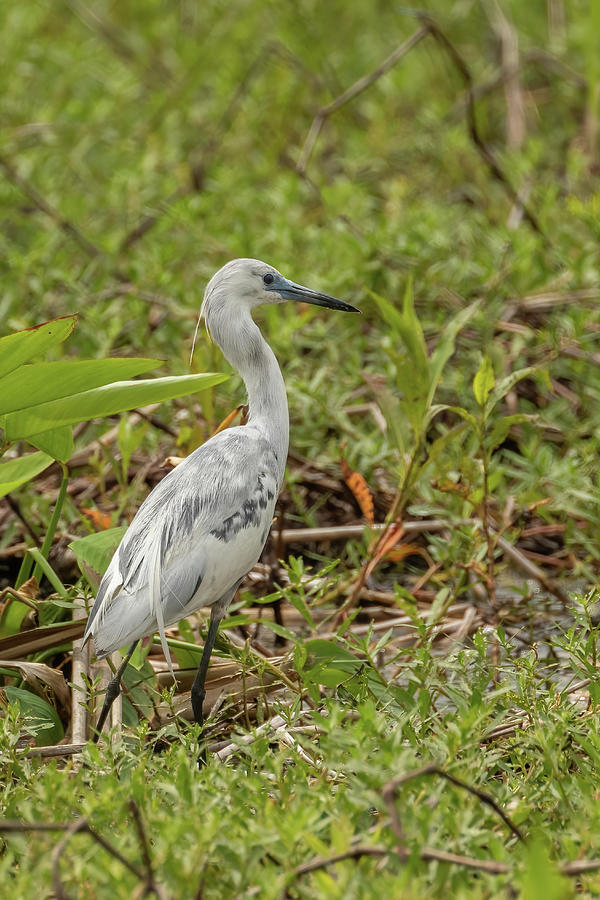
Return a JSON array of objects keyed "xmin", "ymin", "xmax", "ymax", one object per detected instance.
[
  {"xmin": 369, "ymin": 280, "xmax": 479, "ymax": 521},
  {"xmin": 0, "ymin": 316, "xmax": 227, "ymax": 599},
  {"xmin": 447, "ymin": 356, "xmax": 540, "ymax": 602}
]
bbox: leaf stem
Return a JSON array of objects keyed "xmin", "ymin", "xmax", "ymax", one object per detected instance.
[{"xmin": 33, "ymin": 463, "xmax": 69, "ymax": 586}]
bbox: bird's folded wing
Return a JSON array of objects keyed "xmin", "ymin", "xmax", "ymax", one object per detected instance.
[{"xmin": 84, "ymin": 427, "xmax": 279, "ymax": 648}]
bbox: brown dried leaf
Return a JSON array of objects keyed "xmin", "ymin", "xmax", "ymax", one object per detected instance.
[
  {"xmin": 81, "ymin": 508, "xmax": 112, "ymax": 530},
  {"xmin": 0, "ymin": 659, "xmax": 70, "ymax": 707},
  {"xmin": 365, "ymin": 521, "xmax": 405, "ymax": 578},
  {"xmin": 340, "ymin": 454, "xmax": 375, "ymax": 524},
  {"xmin": 0, "ymin": 621, "xmax": 86, "ymax": 660},
  {"xmin": 213, "ymin": 404, "xmax": 248, "ymax": 436},
  {"xmin": 17, "ymin": 577, "xmax": 40, "ymax": 601}
]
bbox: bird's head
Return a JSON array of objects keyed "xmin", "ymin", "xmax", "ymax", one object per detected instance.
[
  {"xmin": 195, "ymin": 258, "xmax": 360, "ymax": 359},
  {"xmin": 202, "ymin": 258, "xmax": 360, "ymax": 318}
]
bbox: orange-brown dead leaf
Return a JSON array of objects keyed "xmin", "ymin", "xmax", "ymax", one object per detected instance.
[
  {"xmin": 527, "ymin": 497, "xmax": 552, "ymax": 513},
  {"xmin": 213, "ymin": 404, "xmax": 248, "ymax": 436},
  {"xmin": 340, "ymin": 452, "xmax": 374, "ymax": 524},
  {"xmin": 18, "ymin": 577, "xmax": 40, "ymax": 601},
  {"xmin": 81, "ymin": 507, "xmax": 112, "ymax": 530},
  {"xmin": 385, "ymin": 542, "xmax": 429, "ymax": 563},
  {"xmin": 365, "ymin": 521, "xmax": 405, "ymax": 578}
]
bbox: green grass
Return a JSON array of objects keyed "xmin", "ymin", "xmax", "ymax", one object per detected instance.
[
  {"xmin": 1, "ymin": 0, "xmax": 600, "ymax": 896},
  {"xmin": 2, "ymin": 612, "xmax": 600, "ymax": 898}
]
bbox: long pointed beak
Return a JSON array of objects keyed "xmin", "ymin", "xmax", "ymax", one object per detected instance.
[{"xmin": 278, "ymin": 280, "xmax": 360, "ymax": 313}]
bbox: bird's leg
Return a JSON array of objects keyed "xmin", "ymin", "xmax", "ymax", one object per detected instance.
[
  {"xmin": 92, "ymin": 640, "xmax": 138, "ymax": 742},
  {"xmin": 191, "ymin": 604, "xmax": 225, "ymax": 730}
]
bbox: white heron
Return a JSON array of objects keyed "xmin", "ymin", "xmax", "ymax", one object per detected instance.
[{"xmin": 83, "ymin": 258, "xmax": 359, "ymax": 740}]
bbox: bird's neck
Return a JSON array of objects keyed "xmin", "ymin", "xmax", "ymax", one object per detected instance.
[{"xmin": 210, "ymin": 307, "xmax": 289, "ymax": 478}]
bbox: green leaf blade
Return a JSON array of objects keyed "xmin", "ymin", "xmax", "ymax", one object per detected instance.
[
  {"xmin": 4, "ymin": 372, "xmax": 229, "ymax": 440},
  {"xmin": 27, "ymin": 426, "xmax": 74, "ymax": 462},
  {"xmin": 0, "ymin": 451, "xmax": 54, "ymax": 498},
  {"xmin": 0, "ymin": 316, "xmax": 77, "ymax": 380},
  {"xmin": 0, "ymin": 357, "xmax": 162, "ymax": 415},
  {"xmin": 473, "ymin": 356, "xmax": 495, "ymax": 407}
]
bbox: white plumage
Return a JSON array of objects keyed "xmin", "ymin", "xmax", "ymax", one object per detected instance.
[{"xmin": 83, "ymin": 258, "xmax": 359, "ymax": 735}]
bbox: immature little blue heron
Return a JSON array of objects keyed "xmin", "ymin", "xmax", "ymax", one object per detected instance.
[{"xmin": 84, "ymin": 258, "xmax": 359, "ymax": 739}]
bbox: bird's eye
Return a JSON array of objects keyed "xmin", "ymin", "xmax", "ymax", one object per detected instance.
[{"xmin": 263, "ymin": 273, "xmax": 274, "ymax": 286}]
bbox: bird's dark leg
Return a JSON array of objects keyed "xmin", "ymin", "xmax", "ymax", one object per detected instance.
[
  {"xmin": 191, "ymin": 604, "xmax": 225, "ymax": 729},
  {"xmin": 93, "ymin": 640, "xmax": 138, "ymax": 742}
]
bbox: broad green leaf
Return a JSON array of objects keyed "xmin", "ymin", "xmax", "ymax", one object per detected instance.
[
  {"xmin": 486, "ymin": 413, "xmax": 535, "ymax": 452},
  {"xmin": 364, "ymin": 373, "xmax": 408, "ymax": 455},
  {"xmin": 0, "ymin": 598, "xmax": 31, "ymax": 638},
  {"xmin": 3, "ymin": 685, "xmax": 65, "ymax": 745},
  {"xmin": 428, "ymin": 300, "xmax": 479, "ymax": 406},
  {"xmin": 473, "ymin": 355, "xmax": 495, "ymax": 407},
  {"xmin": 425, "ymin": 421, "xmax": 470, "ymax": 466},
  {"xmin": 69, "ymin": 527, "xmax": 127, "ymax": 580},
  {"xmin": 0, "ymin": 357, "xmax": 161, "ymax": 415},
  {"xmin": 519, "ymin": 838, "xmax": 569, "ymax": 900},
  {"xmin": 446, "ymin": 405, "xmax": 478, "ymax": 431},
  {"xmin": 0, "ymin": 451, "xmax": 54, "ymax": 499},
  {"xmin": 400, "ymin": 277, "xmax": 429, "ymax": 383},
  {"xmin": 370, "ymin": 282, "xmax": 429, "ymax": 384},
  {"xmin": 121, "ymin": 661, "xmax": 155, "ymax": 726},
  {"xmin": 301, "ymin": 639, "xmax": 367, "ymax": 687},
  {"xmin": 27, "ymin": 426, "xmax": 73, "ymax": 462},
  {"xmin": 0, "ymin": 316, "xmax": 76, "ymax": 380},
  {"xmin": 488, "ymin": 365, "xmax": 538, "ymax": 414},
  {"xmin": 4, "ymin": 372, "xmax": 229, "ymax": 439}
]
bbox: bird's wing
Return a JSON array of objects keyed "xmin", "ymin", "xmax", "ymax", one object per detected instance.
[{"xmin": 84, "ymin": 426, "xmax": 280, "ymax": 662}]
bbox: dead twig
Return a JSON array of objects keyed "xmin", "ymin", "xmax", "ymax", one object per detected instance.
[
  {"xmin": 420, "ymin": 14, "xmax": 544, "ymax": 238},
  {"xmin": 0, "ymin": 155, "xmax": 100, "ymax": 258},
  {"xmin": 51, "ymin": 818, "xmax": 90, "ymax": 900},
  {"xmin": 293, "ymin": 844, "xmax": 390, "ymax": 876},
  {"xmin": 382, "ymin": 764, "xmax": 524, "ymax": 848},
  {"xmin": 129, "ymin": 800, "xmax": 164, "ymax": 898},
  {"xmin": 26, "ymin": 742, "xmax": 87, "ymax": 759},
  {"xmin": 297, "ymin": 27, "xmax": 429, "ymax": 174},
  {"xmin": 280, "ymin": 518, "xmax": 475, "ymax": 544},
  {"xmin": 2, "ymin": 818, "xmax": 147, "ymax": 890},
  {"xmin": 493, "ymin": 532, "xmax": 569, "ymax": 604}
]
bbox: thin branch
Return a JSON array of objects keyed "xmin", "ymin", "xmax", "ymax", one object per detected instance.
[
  {"xmin": 420, "ymin": 14, "xmax": 544, "ymax": 238},
  {"xmin": 280, "ymin": 518, "xmax": 475, "ymax": 544},
  {"xmin": 297, "ymin": 27, "xmax": 429, "ymax": 174},
  {"xmin": 52, "ymin": 819, "xmax": 89, "ymax": 900},
  {"xmin": 26, "ymin": 742, "xmax": 87, "ymax": 759},
  {"xmin": 0, "ymin": 155, "xmax": 101, "ymax": 257},
  {"xmin": 129, "ymin": 800, "xmax": 160, "ymax": 896},
  {"xmin": 562, "ymin": 858, "xmax": 600, "ymax": 876},
  {"xmin": 119, "ymin": 42, "xmax": 279, "ymax": 252},
  {"xmin": 420, "ymin": 846, "xmax": 511, "ymax": 874},
  {"xmin": 382, "ymin": 764, "xmax": 525, "ymax": 845},
  {"xmin": 1, "ymin": 819, "xmax": 144, "ymax": 881},
  {"xmin": 294, "ymin": 844, "xmax": 390, "ymax": 876}
]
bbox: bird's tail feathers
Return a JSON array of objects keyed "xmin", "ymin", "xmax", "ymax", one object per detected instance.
[{"xmin": 149, "ymin": 531, "xmax": 175, "ymax": 680}]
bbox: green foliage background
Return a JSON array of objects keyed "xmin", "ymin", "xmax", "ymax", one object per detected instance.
[{"xmin": 1, "ymin": 0, "xmax": 600, "ymax": 896}]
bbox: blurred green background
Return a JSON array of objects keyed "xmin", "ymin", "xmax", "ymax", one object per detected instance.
[
  {"xmin": 2, "ymin": 0, "xmax": 599, "ymax": 548},
  {"xmin": 3, "ymin": 4, "xmax": 600, "ymax": 897}
]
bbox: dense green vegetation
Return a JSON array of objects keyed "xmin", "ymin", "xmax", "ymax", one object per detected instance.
[{"xmin": 1, "ymin": 0, "xmax": 599, "ymax": 896}]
